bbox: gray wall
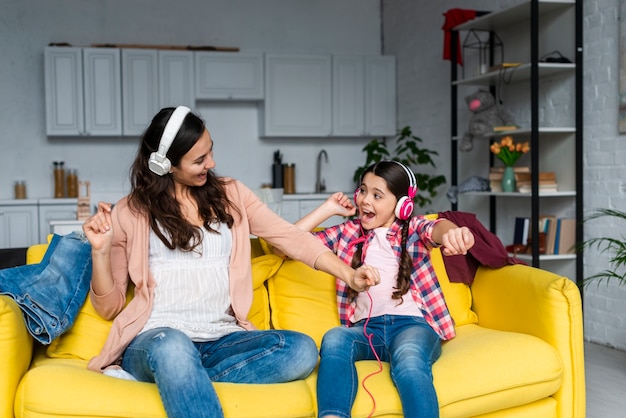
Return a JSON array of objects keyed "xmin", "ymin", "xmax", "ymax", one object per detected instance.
[{"xmin": 0, "ymin": 0, "xmax": 383, "ymax": 201}]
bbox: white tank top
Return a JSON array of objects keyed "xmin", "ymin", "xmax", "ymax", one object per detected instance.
[{"xmin": 141, "ymin": 222, "xmax": 243, "ymax": 341}]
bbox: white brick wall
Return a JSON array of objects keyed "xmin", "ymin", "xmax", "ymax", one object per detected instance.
[{"xmin": 383, "ymin": 0, "xmax": 626, "ymax": 350}]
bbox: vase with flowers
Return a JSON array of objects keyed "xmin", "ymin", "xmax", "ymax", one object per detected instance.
[{"xmin": 490, "ymin": 136, "xmax": 530, "ymax": 192}]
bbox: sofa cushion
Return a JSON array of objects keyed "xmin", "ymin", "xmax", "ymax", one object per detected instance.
[
  {"xmin": 46, "ymin": 254, "xmax": 283, "ymax": 360},
  {"xmin": 19, "ymin": 356, "xmax": 316, "ymax": 418},
  {"xmin": 268, "ymin": 259, "xmax": 339, "ymax": 347},
  {"xmin": 430, "ymin": 247, "xmax": 478, "ymax": 326},
  {"xmin": 436, "ymin": 324, "xmax": 563, "ymax": 416}
]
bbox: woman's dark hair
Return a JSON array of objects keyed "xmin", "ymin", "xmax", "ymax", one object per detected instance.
[
  {"xmin": 350, "ymin": 160, "xmax": 413, "ymax": 301},
  {"xmin": 128, "ymin": 107, "xmax": 238, "ymax": 251}
]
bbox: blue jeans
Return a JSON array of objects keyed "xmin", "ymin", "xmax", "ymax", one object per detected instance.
[
  {"xmin": 317, "ymin": 315, "xmax": 442, "ymax": 418},
  {"xmin": 121, "ymin": 327, "xmax": 318, "ymax": 418},
  {"xmin": 0, "ymin": 232, "xmax": 91, "ymax": 344}
]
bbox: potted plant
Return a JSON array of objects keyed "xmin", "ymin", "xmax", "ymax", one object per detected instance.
[
  {"xmin": 352, "ymin": 126, "xmax": 446, "ymax": 209},
  {"xmin": 580, "ymin": 208, "xmax": 626, "ymax": 287}
]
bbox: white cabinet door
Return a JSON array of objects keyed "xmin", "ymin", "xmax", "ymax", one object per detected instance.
[
  {"xmin": 0, "ymin": 204, "xmax": 39, "ymax": 249},
  {"xmin": 44, "ymin": 47, "xmax": 84, "ymax": 135},
  {"xmin": 38, "ymin": 201, "xmax": 78, "ymax": 243},
  {"xmin": 364, "ymin": 56, "xmax": 396, "ymax": 136},
  {"xmin": 332, "ymin": 55, "xmax": 396, "ymax": 137},
  {"xmin": 121, "ymin": 49, "xmax": 159, "ymax": 136},
  {"xmin": 44, "ymin": 47, "xmax": 122, "ymax": 136},
  {"xmin": 332, "ymin": 55, "xmax": 366, "ymax": 136},
  {"xmin": 159, "ymin": 50, "xmax": 195, "ymax": 108},
  {"xmin": 195, "ymin": 52, "xmax": 264, "ymax": 100},
  {"xmin": 82, "ymin": 48, "xmax": 122, "ymax": 136},
  {"xmin": 261, "ymin": 54, "xmax": 332, "ymax": 137}
]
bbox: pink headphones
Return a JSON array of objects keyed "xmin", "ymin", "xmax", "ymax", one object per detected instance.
[{"xmin": 354, "ymin": 160, "xmax": 417, "ymax": 221}]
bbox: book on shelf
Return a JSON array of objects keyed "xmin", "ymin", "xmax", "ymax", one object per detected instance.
[
  {"xmin": 492, "ymin": 124, "xmax": 522, "ymax": 132},
  {"xmin": 539, "ymin": 216, "xmax": 576, "ymax": 255},
  {"xmin": 513, "ymin": 216, "xmax": 530, "ymax": 245},
  {"xmin": 543, "ymin": 216, "xmax": 558, "ymax": 255},
  {"xmin": 556, "ymin": 218, "xmax": 576, "ymax": 254}
]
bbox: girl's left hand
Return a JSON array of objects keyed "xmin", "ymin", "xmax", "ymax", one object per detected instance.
[{"xmin": 441, "ymin": 226, "xmax": 475, "ymax": 256}]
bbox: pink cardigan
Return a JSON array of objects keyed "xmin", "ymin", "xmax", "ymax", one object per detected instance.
[{"xmin": 88, "ymin": 179, "xmax": 329, "ymax": 372}]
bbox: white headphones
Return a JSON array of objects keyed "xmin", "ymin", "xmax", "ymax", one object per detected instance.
[{"xmin": 148, "ymin": 106, "xmax": 192, "ymax": 176}]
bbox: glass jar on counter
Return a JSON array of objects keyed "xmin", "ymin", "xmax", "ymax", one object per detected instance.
[
  {"xmin": 14, "ymin": 181, "xmax": 26, "ymax": 199},
  {"xmin": 66, "ymin": 169, "xmax": 78, "ymax": 198}
]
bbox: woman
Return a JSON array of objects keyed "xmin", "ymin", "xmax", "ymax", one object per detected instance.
[{"xmin": 82, "ymin": 106, "xmax": 379, "ymax": 418}]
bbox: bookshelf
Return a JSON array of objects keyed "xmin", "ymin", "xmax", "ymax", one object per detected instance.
[{"xmin": 449, "ymin": 0, "xmax": 583, "ymax": 285}]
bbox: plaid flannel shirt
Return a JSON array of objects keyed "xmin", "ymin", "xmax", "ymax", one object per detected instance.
[{"xmin": 313, "ymin": 217, "xmax": 456, "ymax": 341}]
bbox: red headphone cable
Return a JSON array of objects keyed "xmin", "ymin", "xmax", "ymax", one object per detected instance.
[{"xmin": 361, "ymin": 290, "xmax": 383, "ymax": 418}]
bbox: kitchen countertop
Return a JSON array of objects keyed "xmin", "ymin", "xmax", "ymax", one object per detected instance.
[{"xmin": 282, "ymin": 192, "xmax": 352, "ymax": 201}]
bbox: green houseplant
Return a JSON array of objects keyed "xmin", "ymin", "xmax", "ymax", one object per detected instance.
[
  {"xmin": 580, "ymin": 208, "xmax": 626, "ymax": 287},
  {"xmin": 352, "ymin": 126, "xmax": 446, "ymax": 208}
]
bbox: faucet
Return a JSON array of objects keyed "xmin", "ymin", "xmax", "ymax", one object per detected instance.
[{"xmin": 315, "ymin": 149, "xmax": 328, "ymax": 193}]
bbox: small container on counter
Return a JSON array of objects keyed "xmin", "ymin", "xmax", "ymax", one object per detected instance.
[
  {"xmin": 53, "ymin": 161, "xmax": 65, "ymax": 198},
  {"xmin": 283, "ymin": 163, "xmax": 295, "ymax": 194},
  {"xmin": 66, "ymin": 169, "xmax": 78, "ymax": 198},
  {"xmin": 14, "ymin": 181, "xmax": 26, "ymax": 199}
]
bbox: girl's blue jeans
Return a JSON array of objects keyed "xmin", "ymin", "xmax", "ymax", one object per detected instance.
[
  {"xmin": 317, "ymin": 315, "xmax": 442, "ymax": 418},
  {"xmin": 121, "ymin": 327, "xmax": 318, "ymax": 418}
]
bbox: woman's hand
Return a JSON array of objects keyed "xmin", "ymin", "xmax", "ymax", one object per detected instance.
[
  {"xmin": 82, "ymin": 202, "xmax": 113, "ymax": 253},
  {"xmin": 440, "ymin": 226, "xmax": 475, "ymax": 256}
]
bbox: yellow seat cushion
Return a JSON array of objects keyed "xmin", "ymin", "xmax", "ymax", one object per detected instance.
[
  {"xmin": 45, "ymin": 253, "xmax": 284, "ymax": 361},
  {"xmin": 19, "ymin": 356, "xmax": 315, "ymax": 418},
  {"xmin": 436, "ymin": 324, "xmax": 563, "ymax": 417}
]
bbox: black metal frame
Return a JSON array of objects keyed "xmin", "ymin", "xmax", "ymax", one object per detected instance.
[{"xmin": 449, "ymin": 0, "xmax": 583, "ymax": 288}]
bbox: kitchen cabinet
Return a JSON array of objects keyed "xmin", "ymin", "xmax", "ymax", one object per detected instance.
[
  {"xmin": 38, "ymin": 199, "xmax": 78, "ymax": 243},
  {"xmin": 280, "ymin": 196, "xmax": 345, "ymax": 227},
  {"xmin": 332, "ymin": 55, "xmax": 396, "ymax": 137},
  {"xmin": 449, "ymin": 0, "xmax": 582, "ymax": 282},
  {"xmin": 195, "ymin": 52, "xmax": 264, "ymax": 100},
  {"xmin": 121, "ymin": 49, "xmax": 159, "ymax": 136},
  {"xmin": 44, "ymin": 47, "xmax": 122, "ymax": 136},
  {"xmin": 0, "ymin": 201, "xmax": 39, "ymax": 249},
  {"xmin": 260, "ymin": 54, "xmax": 332, "ymax": 137},
  {"xmin": 159, "ymin": 50, "xmax": 195, "ymax": 108}
]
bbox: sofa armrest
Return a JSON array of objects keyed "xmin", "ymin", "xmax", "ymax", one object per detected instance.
[
  {"xmin": 0, "ymin": 294, "xmax": 34, "ymax": 418},
  {"xmin": 471, "ymin": 264, "xmax": 585, "ymax": 418}
]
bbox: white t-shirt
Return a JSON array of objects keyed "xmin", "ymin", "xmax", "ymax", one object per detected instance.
[{"xmin": 352, "ymin": 227, "xmax": 424, "ymax": 323}]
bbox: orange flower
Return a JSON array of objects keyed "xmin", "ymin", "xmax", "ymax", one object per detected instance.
[{"xmin": 490, "ymin": 136, "xmax": 530, "ymax": 166}]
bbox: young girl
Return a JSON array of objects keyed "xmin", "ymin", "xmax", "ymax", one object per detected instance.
[{"xmin": 294, "ymin": 160, "xmax": 475, "ymax": 418}]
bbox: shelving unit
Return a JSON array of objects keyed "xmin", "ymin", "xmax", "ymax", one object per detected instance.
[{"xmin": 449, "ymin": 0, "xmax": 583, "ymax": 285}]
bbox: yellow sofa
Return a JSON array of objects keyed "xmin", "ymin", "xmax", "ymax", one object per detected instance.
[{"xmin": 1, "ymin": 236, "xmax": 585, "ymax": 418}]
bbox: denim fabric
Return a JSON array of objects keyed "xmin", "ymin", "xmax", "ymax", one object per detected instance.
[
  {"xmin": 0, "ymin": 232, "xmax": 92, "ymax": 344},
  {"xmin": 317, "ymin": 315, "xmax": 442, "ymax": 418},
  {"xmin": 122, "ymin": 327, "xmax": 319, "ymax": 418}
]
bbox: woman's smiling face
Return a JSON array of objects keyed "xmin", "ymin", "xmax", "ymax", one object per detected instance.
[
  {"xmin": 356, "ymin": 172, "xmax": 398, "ymax": 229},
  {"xmin": 170, "ymin": 128, "xmax": 215, "ymax": 188}
]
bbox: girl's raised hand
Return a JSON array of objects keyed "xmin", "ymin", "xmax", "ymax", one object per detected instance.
[
  {"xmin": 323, "ymin": 192, "xmax": 356, "ymax": 218},
  {"xmin": 441, "ymin": 226, "xmax": 475, "ymax": 256}
]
